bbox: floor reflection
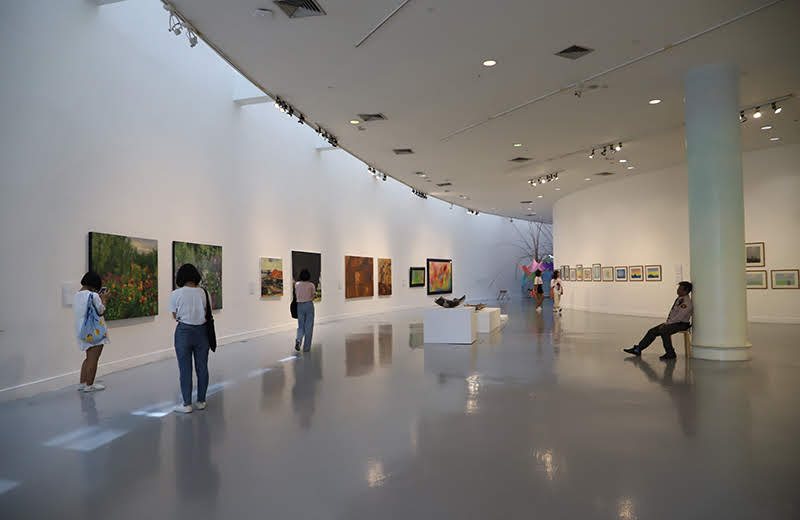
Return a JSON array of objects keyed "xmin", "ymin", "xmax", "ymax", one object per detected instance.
[
  {"xmin": 345, "ymin": 330, "xmax": 375, "ymax": 377},
  {"xmin": 626, "ymin": 357, "xmax": 697, "ymax": 436},
  {"xmin": 292, "ymin": 348, "xmax": 322, "ymax": 429},
  {"xmin": 378, "ymin": 324, "xmax": 393, "ymax": 367},
  {"xmin": 408, "ymin": 323, "xmax": 424, "ymax": 349}
]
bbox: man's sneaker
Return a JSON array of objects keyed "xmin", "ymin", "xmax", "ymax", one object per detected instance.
[
  {"xmin": 194, "ymin": 402, "xmax": 207, "ymax": 410},
  {"xmin": 174, "ymin": 404, "xmax": 193, "ymax": 414},
  {"xmin": 82, "ymin": 383, "xmax": 105, "ymax": 392},
  {"xmin": 659, "ymin": 352, "xmax": 677, "ymax": 360},
  {"xmin": 623, "ymin": 346, "xmax": 641, "ymax": 356}
]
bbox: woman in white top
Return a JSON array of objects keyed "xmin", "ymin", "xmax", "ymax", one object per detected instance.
[
  {"xmin": 552, "ymin": 270, "xmax": 564, "ymax": 314},
  {"xmin": 533, "ymin": 269, "xmax": 544, "ymax": 311},
  {"xmin": 74, "ymin": 271, "xmax": 111, "ymax": 392},
  {"xmin": 294, "ymin": 269, "xmax": 316, "ymax": 352},
  {"xmin": 168, "ymin": 264, "xmax": 211, "ymax": 414}
]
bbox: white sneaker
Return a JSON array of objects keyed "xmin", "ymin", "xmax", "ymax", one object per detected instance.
[
  {"xmin": 77, "ymin": 384, "xmax": 86, "ymax": 391},
  {"xmin": 193, "ymin": 402, "xmax": 207, "ymax": 410},
  {"xmin": 174, "ymin": 404, "xmax": 193, "ymax": 414},
  {"xmin": 82, "ymin": 383, "xmax": 105, "ymax": 392}
]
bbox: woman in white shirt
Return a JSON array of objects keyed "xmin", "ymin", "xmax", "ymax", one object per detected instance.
[
  {"xmin": 74, "ymin": 271, "xmax": 110, "ymax": 392},
  {"xmin": 168, "ymin": 264, "xmax": 211, "ymax": 414},
  {"xmin": 294, "ymin": 269, "xmax": 316, "ymax": 352}
]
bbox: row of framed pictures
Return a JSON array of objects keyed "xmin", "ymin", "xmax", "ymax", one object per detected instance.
[
  {"xmin": 746, "ymin": 269, "xmax": 799, "ymax": 290},
  {"xmin": 559, "ymin": 264, "xmax": 662, "ymax": 282}
]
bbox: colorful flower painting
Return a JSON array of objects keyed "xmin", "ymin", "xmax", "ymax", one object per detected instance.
[
  {"xmin": 88, "ymin": 232, "xmax": 158, "ymax": 321},
  {"xmin": 410, "ymin": 267, "xmax": 426, "ymax": 287},
  {"xmin": 260, "ymin": 257, "xmax": 283, "ymax": 297},
  {"xmin": 345, "ymin": 255, "xmax": 374, "ymax": 299},
  {"xmin": 378, "ymin": 258, "xmax": 392, "ymax": 296},
  {"xmin": 427, "ymin": 258, "xmax": 453, "ymax": 295},
  {"xmin": 173, "ymin": 241, "xmax": 222, "ymax": 309}
]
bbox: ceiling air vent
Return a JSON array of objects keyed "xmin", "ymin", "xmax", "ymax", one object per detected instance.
[
  {"xmin": 595, "ymin": 171, "xmax": 616, "ymax": 177},
  {"xmin": 436, "ymin": 182, "xmax": 453, "ymax": 187},
  {"xmin": 509, "ymin": 157, "xmax": 532, "ymax": 163},
  {"xmin": 393, "ymin": 148, "xmax": 414, "ymax": 155},
  {"xmin": 555, "ymin": 45, "xmax": 594, "ymax": 60},
  {"xmin": 274, "ymin": 0, "xmax": 326, "ymax": 18},
  {"xmin": 520, "ymin": 200, "xmax": 533, "ymax": 204},
  {"xmin": 358, "ymin": 113, "xmax": 387, "ymax": 122}
]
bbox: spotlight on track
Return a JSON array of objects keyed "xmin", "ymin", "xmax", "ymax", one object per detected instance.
[
  {"xmin": 753, "ymin": 107, "xmax": 762, "ymax": 119},
  {"xmin": 772, "ymin": 102, "xmax": 782, "ymax": 114}
]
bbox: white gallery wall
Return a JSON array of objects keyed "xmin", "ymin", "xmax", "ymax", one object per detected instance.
[
  {"xmin": 0, "ymin": 1, "xmax": 522, "ymax": 397},
  {"xmin": 553, "ymin": 144, "xmax": 800, "ymax": 323}
]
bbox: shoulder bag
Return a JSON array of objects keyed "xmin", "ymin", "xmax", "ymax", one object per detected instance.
[
  {"xmin": 203, "ymin": 288, "xmax": 217, "ymax": 352},
  {"xmin": 290, "ymin": 285, "xmax": 298, "ymax": 319}
]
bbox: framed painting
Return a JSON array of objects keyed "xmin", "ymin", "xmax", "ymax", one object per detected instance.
[
  {"xmin": 745, "ymin": 270, "xmax": 767, "ymax": 289},
  {"xmin": 560, "ymin": 265, "xmax": 569, "ymax": 280},
  {"xmin": 771, "ymin": 269, "xmax": 799, "ymax": 289},
  {"xmin": 615, "ymin": 266, "xmax": 628, "ymax": 282},
  {"xmin": 602, "ymin": 266, "xmax": 614, "ymax": 282},
  {"xmin": 629, "ymin": 265, "xmax": 644, "ymax": 281},
  {"xmin": 173, "ymin": 241, "xmax": 223, "ymax": 309},
  {"xmin": 378, "ymin": 258, "xmax": 392, "ymax": 296},
  {"xmin": 89, "ymin": 232, "xmax": 158, "ymax": 320},
  {"xmin": 569, "ymin": 268, "xmax": 577, "ymax": 281},
  {"xmin": 645, "ymin": 264, "xmax": 662, "ymax": 282},
  {"xmin": 409, "ymin": 267, "xmax": 426, "ymax": 287},
  {"xmin": 345, "ymin": 256, "xmax": 374, "ymax": 299},
  {"xmin": 292, "ymin": 250, "xmax": 322, "ymax": 301},
  {"xmin": 745, "ymin": 242, "xmax": 765, "ymax": 268},
  {"xmin": 260, "ymin": 257, "xmax": 283, "ymax": 297},
  {"xmin": 583, "ymin": 266, "xmax": 592, "ymax": 281},
  {"xmin": 592, "ymin": 264, "xmax": 602, "ymax": 282},
  {"xmin": 575, "ymin": 264, "xmax": 583, "ymax": 281},
  {"xmin": 427, "ymin": 258, "xmax": 453, "ymax": 295}
]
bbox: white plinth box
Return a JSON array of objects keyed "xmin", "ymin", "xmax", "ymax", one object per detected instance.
[
  {"xmin": 476, "ymin": 307, "xmax": 501, "ymax": 333},
  {"xmin": 423, "ymin": 307, "xmax": 477, "ymax": 344}
]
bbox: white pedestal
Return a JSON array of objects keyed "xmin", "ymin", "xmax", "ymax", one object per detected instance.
[
  {"xmin": 424, "ymin": 307, "xmax": 477, "ymax": 344},
  {"xmin": 476, "ymin": 307, "xmax": 501, "ymax": 333}
]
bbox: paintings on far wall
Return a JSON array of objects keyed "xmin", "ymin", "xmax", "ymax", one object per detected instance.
[
  {"xmin": 409, "ymin": 267, "xmax": 426, "ymax": 287},
  {"xmin": 427, "ymin": 258, "xmax": 453, "ymax": 295},
  {"xmin": 569, "ymin": 268, "xmax": 577, "ymax": 281},
  {"xmin": 615, "ymin": 266, "xmax": 628, "ymax": 281},
  {"xmin": 292, "ymin": 250, "xmax": 322, "ymax": 301},
  {"xmin": 745, "ymin": 242, "xmax": 765, "ymax": 268},
  {"xmin": 378, "ymin": 258, "xmax": 392, "ymax": 296},
  {"xmin": 592, "ymin": 264, "xmax": 602, "ymax": 282},
  {"xmin": 173, "ymin": 241, "xmax": 223, "ymax": 309},
  {"xmin": 746, "ymin": 270, "xmax": 767, "ymax": 289},
  {"xmin": 645, "ymin": 265, "xmax": 662, "ymax": 282},
  {"xmin": 630, "ymin": 265, "xmax": 644, "ymax": 281},
  {"xmin": 575, "ymin": 264, "xmax": 583, "ymax": 281},
  {"xmin": 771, "ymin": 269, "xmax": 799, "ymax": 289},
  {"xmin": 583, "ymin": 266, "xmax": 592, "ymax": 281},
  {"xmin": 88, "ymin": 232, "xmax": 158, "ymax": 320},
  {"xmin": 345, "ymin": 255, "xmax": 374, "ymax": 299},
  {"xmin": 602, "ymin": 266, "xmax": 614, "ymax": 282},
  {"xmin": 260, "ymin": 257, "xmax": 283, "ymax": 297}
]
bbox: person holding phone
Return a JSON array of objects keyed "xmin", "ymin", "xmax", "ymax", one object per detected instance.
[{"xmin": 74, "ymin": 271, "xmax": 110, "ymax": 392}]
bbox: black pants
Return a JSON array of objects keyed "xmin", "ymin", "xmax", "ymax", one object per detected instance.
[{"xmin": 637, "ymin": 322, "xmax": 691, "ymax": 354}]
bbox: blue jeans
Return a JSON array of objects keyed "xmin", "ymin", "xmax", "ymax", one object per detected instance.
[
  {"xmin": 174, "ymin": 322, "xmax": 210, "ymax": 405},
  {"xmin": 296, "ymin": 301, "xmax": 314, "ymax": 351}
]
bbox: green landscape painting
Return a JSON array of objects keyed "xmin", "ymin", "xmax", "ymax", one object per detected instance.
[
  {"xmin": 88, "ymin": 232, "xmax": 158, "ymax": 320},
  {"xmin": 173, "ymin": 241, "xmax": 223, "ymax": 309}
]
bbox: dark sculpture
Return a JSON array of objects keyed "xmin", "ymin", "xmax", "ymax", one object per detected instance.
[{"xmin": 434, "ymin": 295, "xmax": 466, "ymax": 308}]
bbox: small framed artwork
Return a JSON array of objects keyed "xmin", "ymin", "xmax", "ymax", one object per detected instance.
[
  {"xmin": 602, "ymin": 266, "xmax": 614, "ymax": 281},
  {"xmin": 569, "ymin": 268, "xmax": 577, "ymax": 281},
  {"xmin": 745, "ymin": 270, "xmax": 767, "ymax": 289},
  {"xmin": 771, "ymin": 269, "xmax": 799, "ymax": 289},
  {"xmin": 630, "ymin": 265, "xmax": 644, "ymax": 281},
  {"xmin": 409, "ymin": 267, "xmax": 426, "ymax": 288},
  {"xmin": 615, "ymin": 266, "xmax": 628, "ymax": 281},
  {"xmin": 745, "ymin": 242, "xmax": 765, "ymax": 268},
  {"xmin": 592, "ymin": 263, "xmax": 601, "ymax": 281},
  {"xmin": 583, "ymin": 266, "xmax": 593, "ymax": 281},
  {"xmin": 560, "ymin": 265, "xmax": 569, "ymax": 280},
  {"xmin": 576, "ymin": 264, "xmax": 583, "ymax": 281},
  {"xmin": 645, "ymin": 265, "xmax": 662, "ymax": 282}
]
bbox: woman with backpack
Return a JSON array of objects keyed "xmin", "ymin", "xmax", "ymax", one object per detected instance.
[{"xmin": 74, "ymin": 271, "xmax": 110, "ymax": 392}]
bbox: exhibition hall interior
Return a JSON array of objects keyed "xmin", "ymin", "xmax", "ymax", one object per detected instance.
[{"xmin": 1, "ymin": 0, "xmax": 799, "ymax": 518}]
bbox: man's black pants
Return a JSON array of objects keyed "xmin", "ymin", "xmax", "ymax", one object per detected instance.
[{"xmin": 637, "ymin": 322, "xmax": 691, "ymax": 354}]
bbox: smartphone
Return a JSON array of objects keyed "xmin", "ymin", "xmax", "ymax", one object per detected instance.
[{"xmin": 99, "ymin": 287, "xmax": 108, "ymax": 295}]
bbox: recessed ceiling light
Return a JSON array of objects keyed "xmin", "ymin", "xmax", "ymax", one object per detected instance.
[
  {"xmin": 627, "ymin": 166, "xmax": 635, "ymax": 170},
  {"xmin": 619, "ymin": 159, "xmax": 627, "ymax": 163},
  {"xmin": 555, "ymin": 187, "xmax": 561, "ymax": 191},
  {"xmin": 770, "ymin": 137, "xmax": 781, "ymax": 141},
  {"xmin": 349, "ymin": 120, "xmax": 360, "ymax": 125},
  {"xmin": 513, "ymin": 143, "xmax": 523, "ymax": 147},
  {"xmin": 482, "ymin": 59, "xmax": 497, "ymax": 67},
  {"xmin": 537, "ymin": 195, "xmax": 543, "ymax": 198},
  {"xmin": 585, "ymin": 177, "xmax": 591, "ymax": 181},
  {"xmin": 648, "ymin": 99, "xmax": 661, "ymax": 105},
  {"xmin": 761, "ymin": 125, "xmax": 772, "ymax": 130}
]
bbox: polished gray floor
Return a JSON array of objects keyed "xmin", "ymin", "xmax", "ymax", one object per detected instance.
[{"xmin": 1, "ymin": 300, "xmax": 799, "ymax": 519}]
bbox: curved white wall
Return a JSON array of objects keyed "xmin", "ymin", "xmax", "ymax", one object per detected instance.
[
  {"xmin": 553, "ymin": 144, "xmax": 800, "ymax": 323},
  {"xmin": 0, "ymin": 1, "xmax": 520, "ymax": 397}
]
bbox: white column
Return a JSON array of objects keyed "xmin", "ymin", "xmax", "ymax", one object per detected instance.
[{"xmin": 685, "ymin": 63, "xmax": 751, "ymax": 361}]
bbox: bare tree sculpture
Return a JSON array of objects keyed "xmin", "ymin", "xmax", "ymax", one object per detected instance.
[{"xmin": 511, "ymin": 220, "xmax": 554, "ymax": 264}]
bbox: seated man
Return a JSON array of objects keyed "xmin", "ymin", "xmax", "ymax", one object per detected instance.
[{"xmin": 623, "ymin": 281, "xmax": 693, "ymax": 360}]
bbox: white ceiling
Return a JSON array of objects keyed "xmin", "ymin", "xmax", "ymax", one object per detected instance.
[{"xmin": 170, "ymin": 0, "xmax": 800, "ymax": 222}]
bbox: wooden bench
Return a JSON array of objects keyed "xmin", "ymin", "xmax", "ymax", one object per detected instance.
[{"xmin": 680, "ymin": 329, "xmax": 692, "ymax": 358}]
